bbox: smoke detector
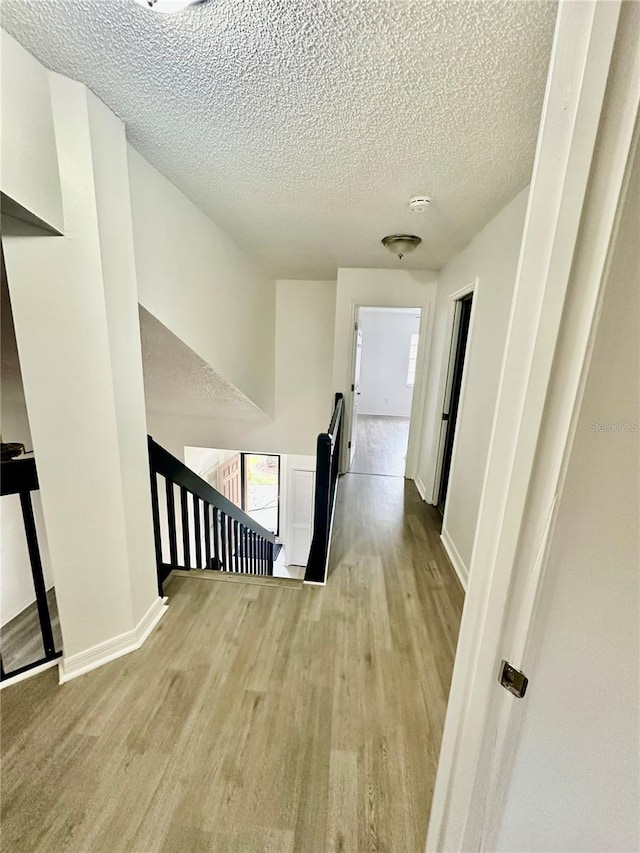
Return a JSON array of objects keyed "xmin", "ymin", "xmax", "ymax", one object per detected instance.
[
  {"xmin": 409, "ymin": 195, "xmax": 432, "ymax": 213},
  {"xmin": 132, "ymin": 0, "xmax": 207, "ymax": 13},
  {"xmin": 381, "ymin": 234, "xmax": 422, "ymax": 260}
]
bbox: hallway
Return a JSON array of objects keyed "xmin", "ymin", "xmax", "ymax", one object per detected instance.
[
  {"xmin": 1, "ymin": 475, "xmax": 463, "ymax": 852},
  {"xmin": 351, "ymin": 415, "xmax": 410, "ymax": 477}
]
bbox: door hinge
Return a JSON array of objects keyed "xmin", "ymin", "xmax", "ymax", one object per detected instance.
[
  {"xmin": 499, "ymin": 660, "xmax": 529, "ymax": 698},
  {"xmin": 351, "ymin": 383, "xmax": 355, "ymax": 392},
  {"xmin": 348, "ymin": 441, "xmax": 352, "ymax": 449},
  {"xmin": 442, "ymin": 412, "xmax": 450, "ymax": 421}
]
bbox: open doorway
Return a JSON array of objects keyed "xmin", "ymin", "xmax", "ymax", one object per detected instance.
[
  {"xmin": 348, "ymin": 307, "xmax": 422, "ymax": 477},
  {"xmin": 434, "ymin": 290, "xmax": 474, "ymax": 514}
]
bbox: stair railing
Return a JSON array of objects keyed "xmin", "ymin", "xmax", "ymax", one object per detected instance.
[
  {"xmin": 304, "ymin": 393, "xmax": 344, "ymax": 585},
  {"xmin": 148, "ymin": 437, "xmax": 276, "ymax": 593},
  {"xmin": 0, "ymin": 456, "xmax": 62, "ymax": 681}
]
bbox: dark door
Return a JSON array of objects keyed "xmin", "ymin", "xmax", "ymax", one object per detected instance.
[{"xmin": 438, "ymin": 294, "xmax": 473, "ymax": 513}]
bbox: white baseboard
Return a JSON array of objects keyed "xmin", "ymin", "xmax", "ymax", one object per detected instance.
[
  {"xmin": 414, "ymin": 475, "xmax": 428, "ymax": 501},
  {"xmin": 58, "ymin": 596, "xmax": 168, "ymax": 684},
  {"xmin": 440, "ymin": 527, "xmax": 468, "ymax": 591}
]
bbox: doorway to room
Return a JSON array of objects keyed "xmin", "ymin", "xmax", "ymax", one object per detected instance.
[
  {"xmin": 434, "ymin": 291, "xmax": 474, "ymax": 514},
  {"xmin": 348, "ymin": 306, "xmax": 422, "ymax": 478}
]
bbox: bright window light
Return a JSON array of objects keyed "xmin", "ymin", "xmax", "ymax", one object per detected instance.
[{"xmin": 407, "ymin": 332, "xmax": 419, "ymax": 387}]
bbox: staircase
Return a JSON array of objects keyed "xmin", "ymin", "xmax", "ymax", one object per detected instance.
[{"xmin": 148, "ymin": 437, "xmax": 278, "ymax": 592}]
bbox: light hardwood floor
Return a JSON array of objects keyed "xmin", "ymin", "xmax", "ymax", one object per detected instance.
[
  {"xmin": 1, "ymin": 587, "xmax": 62, "ymax": 675},
  {"xmin": 1, "ymin": 474, "xmax": 463, "ymax": 853},
  {"xmin": 351, "ymin": 416, "xmax": 410, "ymax": 477}
]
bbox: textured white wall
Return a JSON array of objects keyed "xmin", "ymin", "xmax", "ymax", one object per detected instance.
[
  {"xmin": 358, "ymin": 309, "xmax": 420, "ymax": 417},
  {"xmin": 417, "ymin": 188, "xmax": 528, "ymax": 578},
  {"xmin": 148, "ymin": 279, "xmax": 337, "ymax": 458},
  {"xmin": 128, "ymin": 148, "xmax": 276, "ymax": 416},
  {"xmin": 494, "ymin": 136, "xmax": 639, "ymax": 853},
  {"xmin": 0, "ymin": 31, "xmax": 62, "ymax": 232}
]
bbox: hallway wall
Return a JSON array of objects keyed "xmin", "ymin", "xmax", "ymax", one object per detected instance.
[
  {"xmin": 0, "ymin": 31, "xmax": 62, "ymax": 232},
  {"xmin": 2, "ymin": 72, "xmax": 161, "ymax": 666},
  {"xmin": 147, "ymin": 279, "xmax": 337, "ymax": 459},
  {"xmin": 417, "ymin": 187, "xmax": 529, "ymax": 584},
  {"xmin": 128, "ymin": 148, "xmax": 276, "ymax": 416}
]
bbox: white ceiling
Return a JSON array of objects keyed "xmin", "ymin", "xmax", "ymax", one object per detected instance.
[
  {"xmin": 139, "ymin": 307, "xmax": 265, "ymax": 420},
  {"xmin": 2, "ymin": 0, "xmax": 557, "ymax": 278}
]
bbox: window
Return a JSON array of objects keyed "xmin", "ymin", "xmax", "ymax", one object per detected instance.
[
  {"xmin": 217, "ymin": 453, "xmax": 281, "ymax": 535},
  {"xmin": 407, "ymin": 332, "xmax": 419, "ymax": 387},
  {"xmin": 242, "ymin": 454, "xmax": 280, "ymax": 535}
]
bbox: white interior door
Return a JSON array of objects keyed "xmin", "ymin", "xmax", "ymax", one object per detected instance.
[{"xmin": 348, "ymin": 319, "xmax": 363, "ymax": 469}]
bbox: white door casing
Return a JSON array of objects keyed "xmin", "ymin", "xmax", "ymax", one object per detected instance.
[
  {"xmin": 431, "ymin": 279, "xmax": 478, "ymax": 506},
  {"xmin": 347, "ymin": 318, "xmax": 363, "ymax": 470}
]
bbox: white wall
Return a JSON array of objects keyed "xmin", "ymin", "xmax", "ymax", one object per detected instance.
[
  {"xmin": 87, "ymin": 93, "xmax": 159, "ymax": 627},
  {"xmin": 0, "ymin": 31, "xmax": 62, "ymax": 232},
  {"xmin": 332, "ymin": 268, "xmax": 438, "ymax": 473},
  {"xmin": 494, "ymin": 132, "xmax": 639, "ymax": 852},
  {"xmin": 358, "ymin": 308, "xmax": 420, "ymax": 417},
  {"xmin": 417, "ymin": 188, "xmax": 529, "ymax": 582},
  {"xmin": 128, "ymin": 148, "xmax": 276, "ymax": 415},
  {"xmin": 184, "ymin": 446, "xmax": 238, "ymax": 490},
  {"xmin": 2, "ymin": 69, "xmax": 161, "ymax": 668},
  {"xmin": 283, "ymin": 456, "xmax": 316, "ymax": 567},
  {"xmin": 148, "ymin": 279, "xmax": 337, "ymax": 458}
]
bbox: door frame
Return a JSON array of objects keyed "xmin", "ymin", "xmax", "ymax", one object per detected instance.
[
  {"xmin": 431, "ymin": 279, "xmax": 478, "ymax": 508},
  {"xmin": 342, "ymin": 302, "xmax": 431, "ymax": 478},
  {"xmin": 347, "ymin": 315, "xmax": 363, "ymax": 469},
  {"xmin": 427, "ymin": 2, "xmax": 636, "ymax": 849}
]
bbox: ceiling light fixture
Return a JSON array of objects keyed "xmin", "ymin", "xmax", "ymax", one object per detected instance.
[
  {"xmin": 132, "ymin": 0, "xmax": 207, "ymax": 14},
  {"xmin": 381, "ymin": 234, "xmax": 422, "ymax": 260}
]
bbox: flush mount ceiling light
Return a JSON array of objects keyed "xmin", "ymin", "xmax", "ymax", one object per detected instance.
[
  {"xmin": 132, "ymin": 0, "xmax": 207, "ymax": 13},
  {"xmin": 381, "ymin": 234, "xmax": 422, "ymax": 260}
]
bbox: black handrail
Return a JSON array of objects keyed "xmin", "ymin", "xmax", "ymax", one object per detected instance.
[
  {"xmin": 305, "ymin": 393, "xmax": 344, "ymax": 584},
  {"xmin": 1, "ymin": 457, "xmax": 62, "ymax": 681},
  {"xmin": 148, "ymin": 437, "xmax": 277, "ymax": 591}
]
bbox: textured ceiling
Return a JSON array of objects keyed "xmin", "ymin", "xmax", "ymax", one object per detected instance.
[
  {"xmin": 2, "ymin": 0, "xmax": 557, "ymax": 278},
  {"xmin": 139, "ymin": 307, "xmax": 265, "ymax": 420}
]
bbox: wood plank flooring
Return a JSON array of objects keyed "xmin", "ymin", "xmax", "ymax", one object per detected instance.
[
  {"xmin": 0, "ymin": 474, "xmax": 463, "ymax": 853},
  {"xmin": 351, "ymin": 416, "xmax": 410, "ymax": 477},
  {"xmin": 1, "ymin": 587, "xmax": 62, "ymax": 675}
]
